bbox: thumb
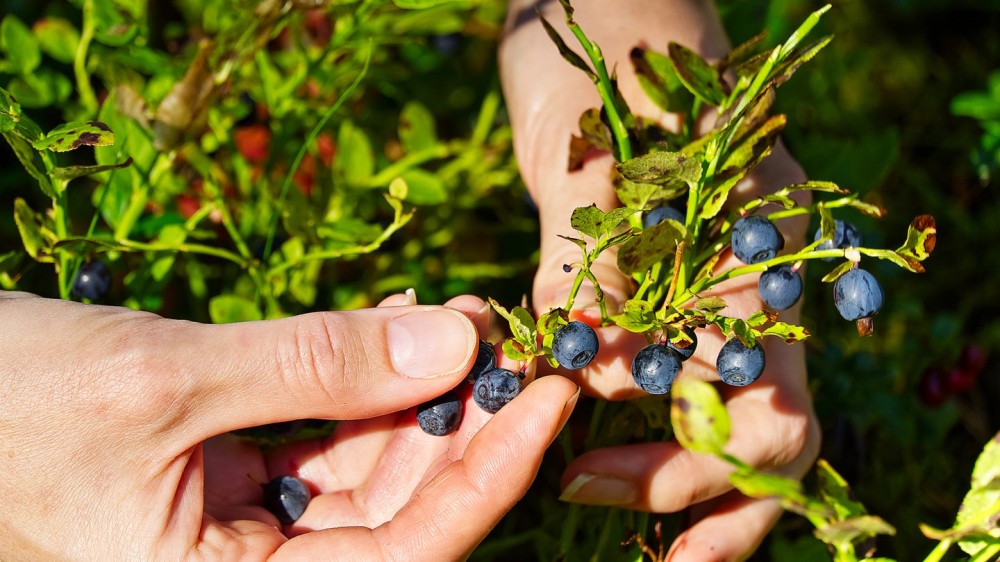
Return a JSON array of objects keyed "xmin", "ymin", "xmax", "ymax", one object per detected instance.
[{"xmin": 174, "ymin": 305, "xmax": 477, "ymax": 439}]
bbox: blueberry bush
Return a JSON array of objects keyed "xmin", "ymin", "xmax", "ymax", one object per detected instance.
[{"xmin": 1, "ymin": 0, "xmax": 998, "ymax": 560}]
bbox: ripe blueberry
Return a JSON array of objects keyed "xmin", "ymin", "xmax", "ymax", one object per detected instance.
[
  {"xmin": 833, "ymin": 268, "xmax": 884, "ymax": 321},
  {"xmin": 551, "ymin": 321, "xmax": 599, "ymax": 370},
  {"xmin": 667, "ymin": 326, "xmax": 698, "ymax": 361},
  {"xmin": 473, "ymin": 368, "xmax": 522, "ymax": 414},
  {"xmin": 814, "ymin": 220, "xmax": 862, "ymax": 261},
  {"xmin": 71, "ymin": 260, "xmax": 111, "ymax": 301},
  {"xmin": 468, "ymin": 340, "xmax": 496, "ymax": 383},
  {"xmin": 716, "ymin": 338, "xmax": 766, "ymax": 386},
  {"xmin": 643, "ymin": 205, "xmax": 684, "ymax": 229},
  {"xmin": 263, "ymin": 475, "xmax": 311, "ymax": 525},
  {"xmin": 416, "ymin": 391, "xmax": 463, "ymax": 436},
  {"xmin": 731, "ymin": 216, "xmax": 784, "ymax": 264},
  {"xmin": 758, "ymin": 264, "xmax": 803, "ymax": 311},
  {"xmin": 631, "ymin": 343, "xmax": 682, "ymax": 394}
]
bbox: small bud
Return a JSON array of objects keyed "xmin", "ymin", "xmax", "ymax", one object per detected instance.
[
  {"xmin": 563, "ymin": 264, "xmax": 573, "ymax": 273},
  {"xmin": 845, "ymin": 247, "xmax": 862, "ymax": 263}
]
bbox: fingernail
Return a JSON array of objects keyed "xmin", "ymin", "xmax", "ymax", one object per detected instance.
[
  {"xmin": 559, "ymin": 473, "xmax": 637, "ymax": 506},
  {"xmin": 388, "ymin": 309, "xmax": 475, "ymax": 379},
  {"xmin": 558, "ymin": 387, "xmax": 581, "ymax": 430}
]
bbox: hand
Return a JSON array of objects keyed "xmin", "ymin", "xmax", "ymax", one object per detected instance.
[
  {"xmin": 501, "ymin": 0, "xmax": 820, "ymax": 559},
  {"xmin": 0, "ymin": 291, "xmax": 578, "ymax": 560}
]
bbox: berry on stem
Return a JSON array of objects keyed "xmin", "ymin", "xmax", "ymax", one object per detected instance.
[
  {"xmin": 552, "ymin": 321, "xmax": 599, "ymax": 370},
  {"xmin": 731, "ymin": 215, "xmax": 784, "ymax": 264},
  {"xmin": 643, "ymin": 205, "xmax": 684, "ymax": 229},
  {"xmin": 473, "ymin": 368, "xmax": 522, "ymax": 414},
  {"xmin": 263, "ymin": 475, "xmax": 312, "ymax": 525},
  {"xmin": 72, "ymin": 260, "xmax": 111, "ymax": 301},
  {"xmin": 716, "ymin": 337, "xmax": 766, "ymax": 386},
  {"xmin": 833, "ymin": 267, "xmax": 884, "ymax": 336},
  {"xmin": 416, "ymin": 391, "xmax": 463, "ymax": 436},
  {"xmin": 814, "ymin": 220, "xmax": 862, "ymax": 261},
  {"xmin": 758, "ymin": 264, "xmax": 803, "ymax": 311},
  {"xmin": 631, "ymin": 343, "xmax": 682, "ymax": 394}
]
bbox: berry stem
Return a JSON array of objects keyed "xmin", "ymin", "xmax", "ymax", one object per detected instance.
[{"xmin": 660, "ymin": 241, "xmax": 685, "ymax": 316}]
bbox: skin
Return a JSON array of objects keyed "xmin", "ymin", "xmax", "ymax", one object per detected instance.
[
  {"xmin": 500, "ymin": 0, "xmax": 820, "ymax": 559},
  {"xmin": 0, "ymin": 290, "xmax": 578, "ymax": 560}
]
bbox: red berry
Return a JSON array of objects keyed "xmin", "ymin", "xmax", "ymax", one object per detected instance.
[
  {"xmin": 917, "ymin": 367, "xmax": 951, "ymax": 407},
  {"xmin": 234, "ymin": 124, "xmax": 271, "ymax": 164},
  {"xmin": 958, "ymin": 345, "xmax": 988, "ymax": 377},
  {"xmin": 945, "ymin": 367, "xmax": 977, "ymax": 394}
]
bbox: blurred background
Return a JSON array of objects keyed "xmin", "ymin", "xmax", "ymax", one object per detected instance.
[{"xmin": 1, "ymin": 0, "xmax": 998, "ymax": 560}]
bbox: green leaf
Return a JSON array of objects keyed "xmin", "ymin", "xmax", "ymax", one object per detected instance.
[
  {"xmin": 13, "ymin": 198, "xmax": 53, "ymax": 261},
  {"xmin": 617, "ymin": 150, "xmax": 702, "ymax": 185},
  {"xmin": 5, "ymin": 68, "xmax": 73, "ymax": 108},
  {"xmin": 0, "ymin": 87, "xmax": 20, "ymax": 133},
  {"xmin": 616, "ymin": 218, "xmax": 684, "ymax": 275},
  {"xmin": 32, "ymin": 17, "xmax": 80, "ymax": 64},
  {"xmin": 399, "ymin": 101, "xmax": 437, "ymax": 153},
  {"xmin": 52, "ymin": 158, "xmax": 133, "ymax": 182},
  {"xmin": 488, "ymin": 298, "xmax": 537, "ymax": 349},
  {"xmin": 577, "ymin": 107, "xmax": 612, "ymax": 152},
  {"xmin": 746, "ymin": 310, "xmax": 772, "ymax": 328},
  {"xmin": 570, "ymin": 204, "xmax": 606, "ymax": 239},
  {"xmin": 2, "ymin": 132, "xmax": 54, "ymax": 198},
  {"xmin": 537, "ymin": 308, "xmax": 568, "ymax": 336},
  {"xmin": 761, "ymin": 322, "xmax": 810, "ymax": 343},
  {"xmin": 614, "ymin": 174, "xmax": 687, "ymax": 210},
  {"xmin": 399, "ymin": 169, "xmax": 447, "ymax": 206},
  {"xmin": 777, "ymin": 3, "xmax": 831, "ymax": 60},
  {"xmin": 336, "ymin": 120, "xmax": 375, "ymax": 187},
  {"xmin": 0, "ymin": 250, "xmax": 23, "ymax": 274},
  {"xmin": 770, "ymin": 36, "xmax": 833, "ymax": 89},
  {"xmin": 0, "ymin": 15, "xmax": 41, "ymax": 75},
  {"xmin": 722, "ymin": 114, "xmax": 786, "ymax": 172},
  {"xmin": 557, "ymin": 234, "xmax": 588, "ymax": 253},
  {"xmin": 818, "ymin": 203, "xmax": 836, "ymax": 242},
  {"xmin": 845, "ymin": 197, "xmax": 887, "ymax": 218},
  {"xmin": 612, "ymin": 299, "xmax": 658, "ymax": 333},
  {"xmin": 209, "ymin": 295, "xmax": 263, "ymax": 324},
  {"xmin": 670, "ymin": 376, "xmax": 730, "ymax": 455},
  {"xmin": 821, "ymin": 260, "xmax": 855, "ymax": 283},
  {"xmin": 816, "ymin": 459, "xmax": 868, "ymax": 521},
  {"xmin": 957, "ymin": 432, "xmax": 1000, "ymax": 556},
  {"xmin": 34, "ymin": 121, "xmax": 115, "ymax": 152},
  {"xmin": 537, "ymin": 12, "xmax": 596, "ymax": 81},
  {"xmin": 603, "ymin": 207, "xmax": 640, "ymax": 236},
  {"xmin": 668, "ymin": 42, "xmax": 727, "ymax": 106},
  {"xmin": 92, "ymin": 0, "xmax": 140, "ymax": 47},
  {"xmin": 502, "ymin": 338, "xmax": 531, "ymax": 362},
  {"xmin": 895, "ymin": 214, "xmax": 937, "ymax": 262},
  {"xmin": 730, "ymin": 321, "xmax": 756, "ymax": 348},
  {"xmin": 630, "ymin": 46, "xmax": 694, "ymax": 114},
  {"xmin": 393, "ymin": 0, "xmax": 466, "ymax": 8},
  {"xmin": 729, "ymin": 468, "xmax": 834, "ymax": 519},
  {"xmin": 717, "ymin": 31, "xmax": 769, "ymax": 73},
  {"xmin": 814, "ymin": 516, "xmax": 897, "ymax": 546}
]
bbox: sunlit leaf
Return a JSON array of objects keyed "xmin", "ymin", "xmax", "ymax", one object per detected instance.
[
  {"xmin": 617, "ymin": 150, "xmax": 702, "ymax": 185},
  {"xmin": 630, "ymin": 46, "xmax": 693, "ymax": 114},
  {"xmin": 670, "ymin": 376, "xmax": 730, "ymax": 455},
  {"xmin": 32, "ymin": 17, "xmax": 80, "ymax": 64},
  {"xmin": 617, "ymin": 218, "xmax": 684, "ymax": 274},
  {"xmin": 668, "ymin": 42, "xmax": 726, "ymax": 106},
  {"xmin": 0, "ymin": 15, "xmax": 41, "ymax": 75}
]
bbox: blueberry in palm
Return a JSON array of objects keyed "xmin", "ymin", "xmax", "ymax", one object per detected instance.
[
  {"xmin": 834, "ymin": 267, "xmax": 884, "ymax": 336},
  {"xmin": 552, "ymin": 321, "xmax": 599, "ymax": 370},
  {"xmin": 814, "ymin": 220, "xmax": 862, "ymax": 261},
  {"xmin": 631, "ymin": 343, "xmax": 682, "ymax": 395},
  {"xmin": 758, "ymin": 264, "xmax": 803, "ymax": 310},
  {"xmin": 467, "ymin": 340, "xmax": 496, "ymax": 382},
  {"xmin": 643, "ymin": 205, "xmax": 684, "ymax": 229},
  {"xmin": 731, "ymin": 216, "xmax": 784, "ymax": 264},
  {"xmin": 473, "ymin": 368, "xmax": 522, "ymax": 414},
  {"xmin": 263, "ymin": 475, "xmax": 312, "ymax": 525},
  {"xmin": 667, "ymin": 326, "xmax": 698, "ymax": 361},
  {"xmin": 416, "ymin": 391, "xmax": 463, "ymax": 436},
  {"xmin": 716, "ymin": 338, "xmax": 766, "ymax": 386},
  {"xmin": 72, "ymin": 260, "xmax": 111, "ymax": 301}
]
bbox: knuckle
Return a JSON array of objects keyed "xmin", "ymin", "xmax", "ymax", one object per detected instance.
[{"xmin": 280, "ymin": 313, "xmax": 370, "ymax": 409}]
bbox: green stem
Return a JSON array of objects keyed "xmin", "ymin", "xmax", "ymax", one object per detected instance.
[
  {"xmin": 264, "ymin": 42, "xmax": 372, "ymax": 261},
  {"xmin": 74, "ymin": 0, "xmax": 98, "ymax": 115},
  {"xmin": 832, "ymin": 543, "xmax": 858, "ymax": 562},
  {"xmin": 564, "ymin": 18, "xmax": 632, "ymax": 161},
  {"xmin": 118, "ymin": 239, "xmax": 248, "ymax": 266},
  {"xmin": 53, "ymin": 183, "xmax": 71, "ymax": 299},
  {"xmin": 564, "ymin": 264, "xmax": 588, "ymax": 312},
  {"xmin": 969, "ymin": 543, "xmax": 1000, "ymax": 562},
  {"xmin": 921, "ymin": 538, "xmax": 953, "ymax": 562},
  {"xmin": 114, "ymin": 152, "xmax": 174, "ymax": 241}
]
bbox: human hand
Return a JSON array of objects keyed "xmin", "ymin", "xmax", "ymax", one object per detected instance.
[
  {"xmin": 501, "ymin": 0, "xmax": 820, "ymax": 558},
  {"xmin": 0, "ymin": 291, "xmax": 578, "ymax": 560}
]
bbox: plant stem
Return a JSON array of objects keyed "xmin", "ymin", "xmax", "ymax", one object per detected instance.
[
  {"xmin": 74, "ymin": 0, "xmax": 99, "ymax": 116},
  {"xmin": 922, "ymin": 538, "xmax": 953, "ymax": 562},
  {"xmin": 969, "ymin": 543, "xmax": 1000, "ymax": 562}
]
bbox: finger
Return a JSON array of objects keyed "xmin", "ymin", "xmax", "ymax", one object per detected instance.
[
  {"xmin": 176, "ymin": 305, "xmax": 479, "ymax": 439},
  {"xmin": 666, "ymin": 491, "xmax": 783, "ymax": 562},
  {"xmin": 269, "ymin": 376, "xmax": 580, "ymax": 561},
  {"xmin": 559, "ymin": 342, "xmax": 818, "ymax": 512}
]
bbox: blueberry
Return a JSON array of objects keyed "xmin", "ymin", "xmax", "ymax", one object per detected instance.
[
  {"xmin": 731, "ymin": 216, "xmax": 784, "ymax": 264},
  {"xmin": 631, "ymin": 343, "xmax": 682, "ymax": 394},
  {"xmin": 833, "ymin": 268, "xmax": 884, "ymax": 321},
  {"xmin": 416, "ymin": 391, "xmax": 463, "ymax": 436},
  {"xmin": 667, "ymin": 326, "xmax": 698, "ymax": 361},
  {"xmin": 551, "ymin": 321, "xmax": 599, "ymax": 370},
  {"xmin": 473, "ymin": 368, "xmax": 522, "ymax": 414},
  {"xmin": 263, "ymin": 475, "xmax": 311, "ymax": 525},
  {"xmin": 758, "ymin": 264, "xmax": 803, "ymax": 311},
  {"xmin": 716, "ymin": 338, "xmax": 766, "ymax": 386},
  {"xmin": 71, "ymin": 260, "xmax": 111, "ymax": 301},
  {"xmin": 468, "ymin": 340, "xmax": 496, "ymax": 383},
  {"xmin": 643, "ymin": 205, "xmax": 684, "ymax": 229},
  {"xmin": 814, "ymin": 220, "xmax": 862, "ymax": 261}
]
